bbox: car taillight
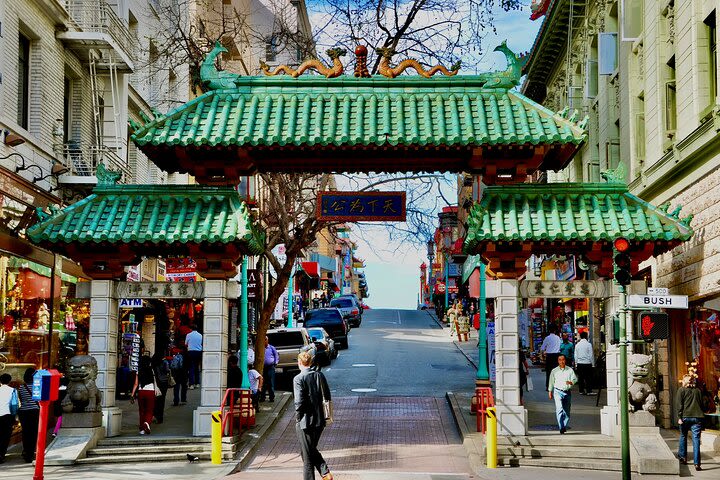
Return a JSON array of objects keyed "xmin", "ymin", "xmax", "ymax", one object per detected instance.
[{"xmin": 352, "ymin": 309, "xmax": 359, "ymax": 315}]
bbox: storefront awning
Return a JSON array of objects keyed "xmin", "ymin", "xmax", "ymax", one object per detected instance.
[
  {"xmin": 461, "ymin": 255, "xmax": 484, "ymax": 284},
  {"xmin": 300, "ymin": 262, "xmax": 320, "ymax": 278}
]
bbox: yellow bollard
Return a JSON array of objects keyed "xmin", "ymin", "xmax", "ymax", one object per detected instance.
[
  {"xmin": 486, "ymin": 407, "xmax": 497, "ymax": 469},
  {"xmin": 211, "ymin": 410, "xmax": 222, "ymax": 464}
]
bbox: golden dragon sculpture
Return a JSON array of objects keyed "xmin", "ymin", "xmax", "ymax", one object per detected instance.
[
  {"xmin": 376, "ymin": 48, "xmax": 461, "ymax": 78},
  {"xmin": 260, "ymin": 48, "xmax": 347, "ymax": 78}
]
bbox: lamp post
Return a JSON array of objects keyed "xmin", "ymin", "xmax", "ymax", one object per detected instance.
[
  {"xmin": 438, "ymin": 210, "xmax": 458, "ymax": 313},
  {"xmin": 426, "ymin": 239, "xmax": 435, "ymax": 305}
]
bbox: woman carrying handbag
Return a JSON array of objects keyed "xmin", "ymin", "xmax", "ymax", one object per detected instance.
[{"xmin": 131, "ymin": 356, "xmax": 156, "ymax": 435}]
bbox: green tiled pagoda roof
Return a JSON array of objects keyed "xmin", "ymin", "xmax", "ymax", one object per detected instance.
[
  {"xmin": 27, "ymin": 184, "xmax": 265, "ymax": 254},
  {"xmin": 131, "ymin": 77, "xmax": 587, "ymax": 149},
  {"xmin": 464, "ymin": 183, "xmax": 694, "ymax": 253}
]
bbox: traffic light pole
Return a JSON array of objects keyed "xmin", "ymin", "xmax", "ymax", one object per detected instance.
[{"xmin": 618, "ymin": 285, "xmax": 631, "ymax": 480}]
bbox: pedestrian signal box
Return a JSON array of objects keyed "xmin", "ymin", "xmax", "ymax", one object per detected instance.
[{"xmin": 638, "ymin": 312, "xmax": 669, "ymax": 341}]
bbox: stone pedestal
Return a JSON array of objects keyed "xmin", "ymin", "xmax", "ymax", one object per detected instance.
[
  {"xmin": 194, "ymin": 279, "xmax": 229, "ymax": 436},
  {"xmin": 102, "ymin": 406, "xmax": 123, "ymax": 437},
  {"xmin": 494, "ymin": 279, "xmax": 527, "ymax": 436},
  {"xmin": 61, "ymin": 411, "xmax": 102, "ymax": 428},
  {"xmin": 601, "ymin": 288, "xmax": 622, "ymax": 436},
  {"xmin": 629, "ymin": 410, "xmax": 655, "ymax": 426},
  {"xmin": 44, "ymin": 426, "xmax": 104, "ymax": 465}
]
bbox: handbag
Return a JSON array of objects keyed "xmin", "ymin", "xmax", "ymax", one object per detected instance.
[
  {"xmin": 152, "ymin": 371, "xmax": 162, "ymax": 397},
  {"xmin": 317, "ymin": 373, "xmax": 333, "ymax": 425}
]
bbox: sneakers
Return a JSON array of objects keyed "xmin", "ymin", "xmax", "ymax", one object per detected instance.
[
  {"xmin": 139, "ymin": 430, "xmax": 146, "ymax": 435},
  {"xmin": 188, "ymin": 385, "xmax": 195, "ymax": 390},
  {"xmin": 695, "ymin": 465, "xmax": 702, "ymax": 471},
  {"xmin": 143, "ymin": 421, "xmax": 151, "ymax": 434},
  {"xmin": 322, "ymin": 473, "xmax": 333, "ymax": 480}
]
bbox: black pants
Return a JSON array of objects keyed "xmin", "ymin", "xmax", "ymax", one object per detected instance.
[
  {"xmin": 18, "ymin": 409, "xmax": 39, "ymax": 462},
  {"xmin": 172, "ymin": 369, "xmax": 188, "ymax": 405},
  {"xmin": 261, "ymin": 365, "xmax": 276, "ymax": 401},
  {"xmin": 296, "ymin": 423, "xmax": 330, "ymax": 480},
  {"xmin": 0, "ymin": 414, "xmax": 15, "ymax": 461},
  {"xmin": 576, "ymin": 363, "xmax": 593, "ymax": 394},
  {"xmin": 545, "ymin": 353, "xmax": 560, "ymax": 390}
]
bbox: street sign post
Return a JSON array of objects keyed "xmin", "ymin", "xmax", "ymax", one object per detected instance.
[{"xmin": 628, "ymin": 294, "xmax": 688, "ymax": 309}]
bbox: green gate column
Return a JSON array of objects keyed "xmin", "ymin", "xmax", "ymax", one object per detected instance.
[
  {"xmin": 240, "ymin": 256, "xmax": 250, "ymax": 389},
  {"xmin": 477, "ymin": 263, "xmax": 489, "ymax": 381}
]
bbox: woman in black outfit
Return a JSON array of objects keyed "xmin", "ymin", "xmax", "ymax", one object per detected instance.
[{"xmin": 17, "ymin": 367, "xmax": 40, "ymax": 462}]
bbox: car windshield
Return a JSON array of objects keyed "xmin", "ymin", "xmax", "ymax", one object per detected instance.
[
  {"xmin": 330, "ymin": 298, "xmax": 353, "ymax": 308},
  {"xmin": 304, "ymin": 310, "xmax": 342, "ymax": 324},
  {"xmin": 307, "ymin": 328, "xmax": 325, "ymax": 340},
  {"xmin": 267, "ymin": 332, "xmax": 305, "ymax": 348}
]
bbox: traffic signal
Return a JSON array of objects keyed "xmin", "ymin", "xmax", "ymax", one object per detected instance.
[
  {"xmin": 638, "ymin": 311, "xmax": 669, "ymax": 341},
  {"xmin": 613, "ymin": 237, "xmax": 632, "ymax": 286}
]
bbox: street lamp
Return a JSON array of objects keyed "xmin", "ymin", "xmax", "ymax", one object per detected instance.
[{"xmin": 438, "ymin": 211, "xmax": 458, "ymax": 313}]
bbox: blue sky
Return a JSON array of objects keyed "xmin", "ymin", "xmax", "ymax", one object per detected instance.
[{"xmin": 307, "ymin": 2, "xmax": 542, "ymax": 309}]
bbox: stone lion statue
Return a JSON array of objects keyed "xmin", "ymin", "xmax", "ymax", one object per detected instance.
[
  {"xmin": 62, "ymin": 355, "xmax": 102, "ymax": 413},
  {"xmin": 628, "ymin": 353, "xmax": 658, "ymax": 412}
]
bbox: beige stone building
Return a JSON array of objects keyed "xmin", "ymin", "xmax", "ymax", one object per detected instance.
[{"xmin": 524, "ymin": 0, "xmax": 720, "ymax": 429}]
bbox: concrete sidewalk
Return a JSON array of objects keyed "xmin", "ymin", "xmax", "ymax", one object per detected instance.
[{"xmin": 2, "ymin": 392, "xmax": 292, "ymax": 479}]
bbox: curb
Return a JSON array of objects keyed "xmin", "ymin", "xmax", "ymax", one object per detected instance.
[
  {"xmin": 226, "ymin": 391, "xmax": 292, "ymax": 475},
  {"xmin": 446, "ymin": 391, "xmax": 487, "ymax": 476}
]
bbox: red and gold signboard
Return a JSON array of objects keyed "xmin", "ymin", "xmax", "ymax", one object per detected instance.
[{"xmin": 317, "ymin": 191, "xmax": 406, "ymax": 222}]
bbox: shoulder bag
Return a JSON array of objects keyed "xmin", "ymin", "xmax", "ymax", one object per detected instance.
[{"xmin": 317, "ymin": 372, "xmax": 333, "ymax": 425}]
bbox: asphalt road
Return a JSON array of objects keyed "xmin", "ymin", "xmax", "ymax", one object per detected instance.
[{"xmin": 308, "ymin": 308, "xmax": 477, "ymax": 397}]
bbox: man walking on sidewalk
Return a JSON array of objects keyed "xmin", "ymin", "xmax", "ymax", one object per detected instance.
[
  {"xmin": 574, "ymin": 332, "xmax": 594, "ymax": 395},
  {"xmin": 185, "ymin": 325, "xmax": 203, "ymax": 389},
  {"xmin": 548, "ymin": 354, "xmax": 577, "ymax": 434},
  {"xmin": 293, "ymin": 351, "xmax": 333, "ymax": 480}
]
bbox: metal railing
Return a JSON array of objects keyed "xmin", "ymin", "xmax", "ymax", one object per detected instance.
[
  {"xmin": 55, "ymin": 142, "xmax": 131, "ymax": 180},
  {"xmin": 63, "ymin": 0, "xmax": 137, "ymax": 61},
  {"xmin": 220, "ymin": 388, "xmax": 254, "ymax": 437}
]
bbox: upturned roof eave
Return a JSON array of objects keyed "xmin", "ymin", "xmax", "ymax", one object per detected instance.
[{"xmin": 521, "ymin": 0, "xmax": 571, "ymax": 93}]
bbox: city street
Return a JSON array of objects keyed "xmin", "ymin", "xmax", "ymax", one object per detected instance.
[{"xmin": 231, "ymin": 308, "xmax": 477, "ymax": 479}]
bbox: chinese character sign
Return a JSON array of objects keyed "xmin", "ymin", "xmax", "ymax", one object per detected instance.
[{"xmin": 317, "ymin": 191, "xmax": 406, "ymax": 222}]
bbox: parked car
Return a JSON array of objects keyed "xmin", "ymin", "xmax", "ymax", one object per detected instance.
[
  {"xmin": 266, "ymin": 327, "xmax": 316, "ymax": 375},
  {"xmin": 330, "ymin": 296, "xmax": 362, "ymax": 327},
  {"xmin": 306, "ymin": 327, "xmax": 338, "ymax": 360},
  {"xmin": 303, "ymin": 308, "xmax": 349, "ymax": 349}
]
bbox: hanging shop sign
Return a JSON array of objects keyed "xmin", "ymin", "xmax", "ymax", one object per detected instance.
[
  {"xmin": 116, "ymin": 281, "xmax": 205, "ymax": 299},
  {"xmin": 119, "ymin": 298, "xmax": 143, "ymax": 308},
  {"xmin": 519, "ymin": 280, "xmax": 611, "ymax": 298},
  {"xmin": 317, "ymin": 191, "xmax": 406, "ymax": 222},
  {"xmin": 165, "ymin": 257, "xmax": 197, "ymax": 282},
  {"xmin": 247, "ymin": 269, "xmax": 261, "ymax": 300}
]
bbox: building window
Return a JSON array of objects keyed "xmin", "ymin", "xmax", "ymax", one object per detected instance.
[
  {"xmin": 265, "ymin": 36, "xmax": 278, "ymax": 63},
  {"xmin": 665, "ymin": 56, "xmax": 677, "ymax": 135},
  {"xmin": 598, "ymin": 32, "xmax": 618, "ymax": 75},
  {"xmin": 706, "ymin": 11, "xmax": 717, "ymax": 103},
  {"xmin": 17, "ymin": 33, "xmax": 30, "ymax": 129}
]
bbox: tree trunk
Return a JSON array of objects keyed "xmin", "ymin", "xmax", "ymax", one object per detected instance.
[{"xmin": 252, "ymin": 251, "xmax": 298, "ymax": 375}]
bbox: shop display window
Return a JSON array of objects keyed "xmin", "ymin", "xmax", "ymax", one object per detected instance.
[
  {"xmin": 0, "ymin": 254, "xmax": 89, "ymax": 379},
  {"xmin": 691, "ymin": 308, "xmax": 720, "ymax": 400}
]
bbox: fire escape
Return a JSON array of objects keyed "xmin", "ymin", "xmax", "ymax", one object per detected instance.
[{"xmin": 56, "ymin": 0, "xmax": 135, "ymax": 185}]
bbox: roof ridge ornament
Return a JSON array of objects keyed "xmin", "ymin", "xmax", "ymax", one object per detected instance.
[
  {"xmin": 260, "ymin": 48, "xmax": 347, "ymax": 78},
  {"xmin": 376, "ymin": 47, "xmax": 461, "ymax": 78},
  {"xmin": 354, "ymin": 45, "xmax": 371, "ymax": 78},
  {"xmin": 201, "ymin": 41, "xmax": 242, "ymax": 90},
  {"xmin": 600, "ymin": 162, "xmax": 626, "ymax": 184},
  {"xmin": 96, "ymin": 162, "xmax": 122, "ymax": 186}
]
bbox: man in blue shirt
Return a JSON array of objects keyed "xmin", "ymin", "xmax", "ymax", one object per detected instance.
[
  {"xmin": 260, "ymin": 336, "xmax": 280, "ymax": 402},
  {"xmin": 548, "ymin": 354, "xmax": 578, "ymax": 434}
]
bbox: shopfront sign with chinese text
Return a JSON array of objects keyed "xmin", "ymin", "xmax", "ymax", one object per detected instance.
[
  {"xmin": 317, "ymin": 191, "xmax": 406, "ymax": 222},
  {"xmin": 519, "ymin": 280, "xmax": 610, "ymax": 298},
  {"xmin": 116, "ymin": 282, "xmax": 205, "ymax": 299}
]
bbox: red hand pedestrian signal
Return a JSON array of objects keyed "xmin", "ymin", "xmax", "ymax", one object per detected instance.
[{"xmin": 638, "ymin": 312, "xmax": 669, "ymax": 341}]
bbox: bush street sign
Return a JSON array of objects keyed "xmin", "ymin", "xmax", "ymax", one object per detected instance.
[
  {"xmin": 317, "ymin": 191, "xmax": 406, "ymax": 221},
  {"xmin": 628, "ymin": 294, "xmax": 688, "ymax": 309}
]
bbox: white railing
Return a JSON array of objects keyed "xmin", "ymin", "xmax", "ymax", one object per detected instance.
[
  {"xmin": 64, "ymin": 0, "xmax": 137, "ymax": 61},
  {"xmin": 56, "ymin": 142, "xmax": 130, "ymax": 181}
]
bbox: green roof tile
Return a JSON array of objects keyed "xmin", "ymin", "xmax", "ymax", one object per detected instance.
[
  {"xmin": 27, "ymin": 184, "xmax": 265, "ymax": 254},
  {"xmin": 131, "ymin": 77, "xmax": 586, "ymax": 149},
  {"xmin": 464, "ymin": 183, "xmax": 693, "ymax": 253}
]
